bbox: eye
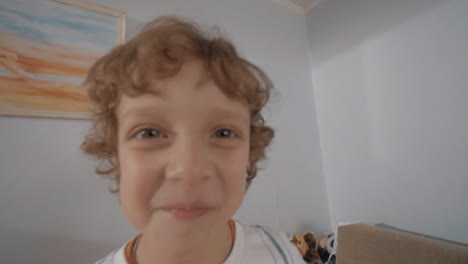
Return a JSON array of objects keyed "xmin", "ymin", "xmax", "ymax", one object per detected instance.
[
  {"xmin": 134, "ymin": 129, "xmax": 164, "ymax": 139},
  {"xmin": 214, "ymin": 128, "xmax": 237, "ymax": 138}
]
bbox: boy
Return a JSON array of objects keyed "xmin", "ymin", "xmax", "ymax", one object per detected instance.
[{"xmin": 82, "ymin": 16, "xmax": 305, "ymax": 264}]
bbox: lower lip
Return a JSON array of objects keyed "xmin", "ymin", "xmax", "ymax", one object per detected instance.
[{"xmin": 161, "ymin": 208, "xmax": 210, "ymax": 220}]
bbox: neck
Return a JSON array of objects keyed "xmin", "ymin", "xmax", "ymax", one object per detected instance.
[{"xmin": 135, "ymin": 221, "xmax": 233, "ymax": 264}]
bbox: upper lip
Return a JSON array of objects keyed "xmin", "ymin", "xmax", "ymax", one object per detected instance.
[{"xmin": 159, "ymin": 202, "xmax": 213, "ymax": 210}]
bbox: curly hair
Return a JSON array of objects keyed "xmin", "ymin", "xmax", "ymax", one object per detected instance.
[{"xmin": 81, "ymin": 16, "xmax": 274, "ymax": 193}]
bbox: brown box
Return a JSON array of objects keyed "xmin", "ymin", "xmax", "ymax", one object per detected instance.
[{"xmin": 336, "ymin": 223, "xmax": 468, "ymax": 264}]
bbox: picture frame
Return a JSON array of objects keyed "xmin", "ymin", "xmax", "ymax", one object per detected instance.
[{"xmin": 0, "ymin": 0, "xmax": 126, "ymax": 119}]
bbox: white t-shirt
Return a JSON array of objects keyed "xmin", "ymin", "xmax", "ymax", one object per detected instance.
[{"xmin": 95, "ymin": 220, "xmax": 306, "ymax": 264}]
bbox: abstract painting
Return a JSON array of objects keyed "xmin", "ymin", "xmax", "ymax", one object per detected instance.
[{"xmin": 0, "ymin": 0, "xmax": 125, "ymax": 119}]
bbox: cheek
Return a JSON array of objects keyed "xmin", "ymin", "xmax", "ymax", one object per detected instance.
[
  {"xmin": 220, "ymin": 147, "xmax": 249, "ymax": 206},
  {"xmin": 119, "ymin": 150, "xmax": 154, "ymax": 192},
  {"xmin": 224, "ymin": 156, "xmax": 248, "ymax": 185},
  {"xmin": 221, "ymin": 168, "xmax": 247, "ymax": 219},
  {"xmin": 118, "ymin": 148, "xmax": 160, "ymax": 228}
]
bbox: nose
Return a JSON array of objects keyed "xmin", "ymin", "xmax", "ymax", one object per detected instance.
[{"xmin": 165, "ymin": 135, "xmax": 210, "ymax": 184}]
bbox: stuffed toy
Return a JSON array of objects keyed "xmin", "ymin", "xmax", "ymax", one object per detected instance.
[
  {"xmin": 290, "ymin": 233, "xmax": 321, "ymax": 263},
  {"xmin": 290, "ymin": 232, "xmax": 336, "ymax": 264}
]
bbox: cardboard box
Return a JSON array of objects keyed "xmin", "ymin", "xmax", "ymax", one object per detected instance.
[{"xmin": 336, "ymin": 223, "xmax": 468, "ymax": 264}]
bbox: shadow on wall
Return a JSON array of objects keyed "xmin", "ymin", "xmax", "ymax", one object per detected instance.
[
  {"xmin": 0, "ymin": 227, "xmax": 117, "ymax": 264},
  {"xmin": 306, "ymin": 0, "xmax": 446, "ymax": 67}
]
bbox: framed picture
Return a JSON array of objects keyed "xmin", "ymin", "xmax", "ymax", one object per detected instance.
[{"xmin": 0, "ymin": 0, "xmax": 125, "ymax": 119}]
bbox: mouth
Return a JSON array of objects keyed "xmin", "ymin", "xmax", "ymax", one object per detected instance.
[{"xmin": 159, "ymin": 202, "xmax": 213, "ymax": 220}]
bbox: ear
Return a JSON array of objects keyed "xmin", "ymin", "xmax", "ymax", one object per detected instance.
[{"xmin": 290, "ymin": 233, "xmax": 309, "ymax": 256}]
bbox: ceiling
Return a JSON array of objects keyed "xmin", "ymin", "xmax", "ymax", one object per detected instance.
[{"xmin": 272, "ymin": 0, "xmax": 321, "ymax": 14}]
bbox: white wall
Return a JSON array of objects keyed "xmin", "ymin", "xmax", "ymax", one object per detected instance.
[
  {"xmin": 307, "ymin": 0, "xmax": 468, "ymax": 244},
  {"xmin": 0, "ymin": 0, "xmax": 329, "ymax": 262}
]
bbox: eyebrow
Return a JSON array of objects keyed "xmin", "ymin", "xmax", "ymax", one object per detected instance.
[
  {"xmin": 211, "ymin": 108, "xmax": 250, "ymax": 125},
  {"xmin": 120, "ymin": 107, "xmax": 157, "ymax": 119},
  {"xmin": 120, "ymin": 107, "xmax": 250, "ymax": 125}
]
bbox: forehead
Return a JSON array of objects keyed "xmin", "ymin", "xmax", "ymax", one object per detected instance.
[{"xmin": 117, "ymin": 60, "xmax": 249, "ymax": 122}]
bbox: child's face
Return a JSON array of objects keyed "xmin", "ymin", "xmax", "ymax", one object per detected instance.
[{"xmin": 116, "ymin": 60, "xmax": 250, "ymax": 236}]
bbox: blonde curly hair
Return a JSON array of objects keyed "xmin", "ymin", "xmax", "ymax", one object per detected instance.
[{"xmin": 81, "ymin": 16, "xmax": 274, "ymax": 193}]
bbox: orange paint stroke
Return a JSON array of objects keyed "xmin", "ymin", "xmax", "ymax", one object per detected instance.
[{"xmin": 0, "ymin": 29, "xmax": 110, "ymax": 113}]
